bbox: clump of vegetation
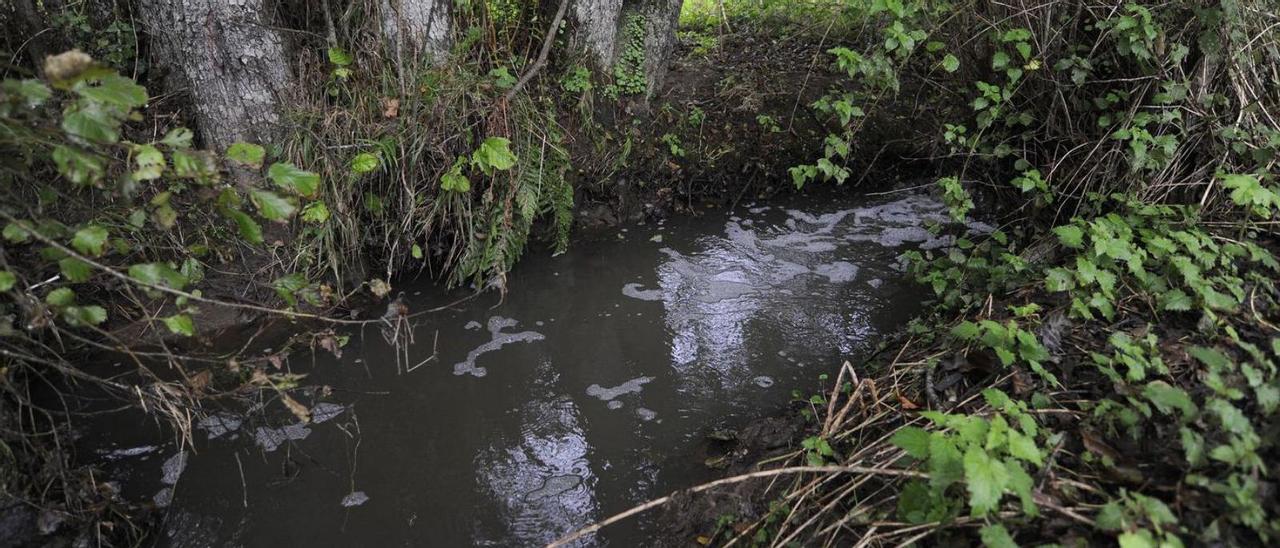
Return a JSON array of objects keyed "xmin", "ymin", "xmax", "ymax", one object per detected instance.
[{"xmin": 673, "ymin": 0, "xmax": 1280, "ymax": 546}]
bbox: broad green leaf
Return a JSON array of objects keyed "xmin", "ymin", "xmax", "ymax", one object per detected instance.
[
  {"xmin": 327, "ymin": 47, "xmax": 353, "ymax": 66},
  {"xmin": 411, "ymin": 244, "xmax": 424, "ymax": 259},
  {"xmin": 128, "ymin": 262, "xmax": 188, "ymax": 290},
  {"xmin": 890, "ymin": 427, "xmax": 932, "ymax": 459},
  {"xmin": 160, "ymin": 128, "xmax": 194, "ymax": 149},
  {"xmin": 1053, "ymin": 225, "xmax": 1084, "ymax": 248},
  {"xmin": 163, "ymin": 314, "xmax": 196, "ymax": 337},
  {"xmin": 951, "ymin": 320, "xmax": 980, "ymax": 340},
  {"xmin": 0, "ymin": 271, "xmax": 16, "ymax": 291},
  {"xmin": 963, "ymin": 446, "xmax": 1008, "ymax": 516},
  {"xmin": 472, "ymin": 137, "xmax": 518, "ymax": 174},
  {"xmin": 133, "ymin": 144, "xmax": 165, "ymax": 180},
  {"xmin": 71, "ymin": 225, "xmax": 109, "ymax": 256},
  {"xmin": 171, "ymin": 149, "xmax": 219, "ymax": 182},
  {"xmin": 268, "ymin": 163, "xmax": 320, "ymax": 197},
  {"xmin": 63, "ymin": 305, "xmax": 107, "ymax": 326},
  {"xmin": 250, "ymin": 189, "xmax": 298, "ymax": 222},
  {"xmin": 3, "ymin": 79, "xmax": 52, "ymax": 108},
  {"xmin": 349, "ymin": 152, "xmax": 380, "ymax": 174},
  {"xmin": 273, "ymin": 273, "xmax": 308, "ymax": 307},
  {"xmin": 928, "ymin": 434, "xmax": 964, "ymax": 490},
  {"xmin": 1143, "ymin": 380, "xmax": 1197, "ymax": 418},
  {"xmin": 979, "ymin": 524, "xmax": 1017, "ymax": 548},
  {"xmin": 62, "ymin": 106, "xmax": 119, "ymax": 144},
  {"xmin": 74, "ymin": 73, "xmax": 147, "ymax": 108},
  {"xmin": 992, "ymin": 51, "xmax": 1010, "ymax": 70},
  {"xmin": 1159, "ymin": 289, "xmax": 1193, "ymax": 311},
  {"xmin": 225, "ymin": 209, "xmax": 264, "ymax": 244},
  {"xmin": 52, "ymin": 145, "xmax": 105, "ymax": 186},
  {"xmin": 441, "ymin": 159, "xmax": 471, "ymax": 192},
  {"xmin": 1189, "ymin": 346, "xmax": 1232, "ymax": 372},
  {"xmin": 59, "ymin": 257, "xmax": 93, "ymax": 282},
  {"xmin": 46, "ymin": 287, "xmax": 76, "ymax": 307},
  {"xmin": 301, "ymin": 202, "xmax": 330, "ymax": 224},
  {"xmin": 226, "ymin": 142, "xmax": 266, "ymax": 169},
  {"xmin": 3, "ymin": 223, "xmax": 30, "ymax": 244},
  {"xmin": 942, "ymin": 54, "xmax": 960, "ymax": 73}
]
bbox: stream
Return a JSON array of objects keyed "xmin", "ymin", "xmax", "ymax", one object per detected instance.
[{"xmin": 79, "ymin": 191, "xmax": 982, "ymax": 546}]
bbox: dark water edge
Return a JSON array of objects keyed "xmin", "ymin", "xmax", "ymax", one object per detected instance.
[{"xmin": 69, "ymin": 191, "xmax": 986, "ymax": 547}]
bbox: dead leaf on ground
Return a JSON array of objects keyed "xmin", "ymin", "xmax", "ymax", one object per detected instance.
[
  {"xmin": 382, "ymin": 97, "xmax": 400, "ymax": 118},
  {"xmin": 281, "ymin": 393, "xmax": 311, "ymax": 423}
]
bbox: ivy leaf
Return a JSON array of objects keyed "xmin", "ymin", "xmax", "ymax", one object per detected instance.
[
  {"xmin": 0, "ymin": 271, "xmax": 16, "ymax": 292},
  {"xmin": 268, "ymin": 163, "xmax": 320, "ymax": 198},
  {"xmin": 74, "ymin": 73, "xmax": 147, "ymax": 108},
  {"xmin": 250, "ymin": 189, "xmax": 298, "ymax": 222},
  {"xmin": 942, "ymin": 54, "xmax": 960, "ymax": 73},
  {"xmin": 163, "ymin": 314, "xmax": 196, "ymax": 337},
  {"xmin": 349, "ymin": 152, "xmax": 380, "ymax": 175},
  {"xmin": 226, "ymin": 142, "xmax": 266, "ymax": 169},
  {"xmin": 71, "ymin": 225, "xmax": 109, "ymax": 257},
  {"xmin": 890, "ymin": 427, "xmax": 932, "ymax": 459},
  {"xmin": 963, "ymin": 446, "xmax": 1008, "ymax": 516},
  {"xmin": 59, "ymin": 257, "xmax": 93, "ymax": 283}
]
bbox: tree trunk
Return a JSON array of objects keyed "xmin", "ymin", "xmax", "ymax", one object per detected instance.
[
  {"xmin": 571, "ymin": 0, "xmax": 683, "ymax": 96},
  {"xmin": 378, "ymin": 0, "xmax": 452, "ymax": 66},
  {"xmin": 140, "ymin": 0, "xmax": 295, "ymax": 152}
]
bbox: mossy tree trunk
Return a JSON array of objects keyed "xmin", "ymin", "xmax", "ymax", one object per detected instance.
[
  {"xmin": 571, "ymin": 0, "xmax": 683, "ymax": 96},
  {"xmin": 140, "ymin": 0, "xmax": 295, "ymax": 152}
]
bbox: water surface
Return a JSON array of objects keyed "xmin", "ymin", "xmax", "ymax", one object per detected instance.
[{"xmin": 83, "ymin": 192, "xmax": 968, "ymax": 546}]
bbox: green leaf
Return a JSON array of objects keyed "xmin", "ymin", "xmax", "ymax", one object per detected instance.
[
  {"xmin": 963, "ymin": 446, "xmax": 1008, "ymax": 516},
  {"xmin": 411, "ymin": 244, "xmax": 424, "ymax": 259},
  {"xmin": 128, "ymin": 262, "xmax": 188, "ymax": 290},
  {"xmin": 163, "ymin": 314, "xmax": 196, "ymax": 337},
  {"xmin": 59, "ymin": 257, "xmax": 93, "ymax": 282},
  {"xmin": 472, "ymin": 137, "xmax": 518, "ymax": 174},
  {"xmin": 225, "ymin": 209, "xmax": 264, "ymax": 244},
  {"xmin": 71, "ymin": 225, "xmax": 109, "ymax": 257},
  {"xmin": 1189, "ymin": 346, "xmax": 1232, "ymax": 372},
  {"xmin": 992, "ymin": 51, "xmax": 1011, "ymax": 70},
  {"xmin": 132, "ymin": 144, "xmax": 165, "ymax": 180},
  {"xmin": 942, "ymin": 54, "xmax": 960, "ymax": 73},
  {"xmin": 979, "ymin": 524, "xmax": 1017, "ymax": 548},
  {"xmin": 327, "ymin": 47, "xmax": 353, "ymax": 66},
  {"xmin": 3, "ymin": 223, "xmax": 30, "ymax": 244},
  {"xmin": 928, "ymin": 434, "xmax": 964, "ymax": 490},
  {"xmin": 250, "ymin": 189, "xmax": 298, "ymax": 222},
  {"xmin": 63, "ymin": 305, "xmax": 107, "ymax": 326},
  {"xmin": 890, "ymin": 427, "xmax": 932, "ymax": 459},
  {"xmin": 74, "ymin": 73, "xmax": 147, "ymax": 108},
  {"xmin": 0, "ymin": 271, "xmax": 16, "ymax": 291},
  {"xmin": 267, "ymin": 163, "xmax": 320, "ymax": 198},
  {"xmin": 1159, "ymin": 289, "xmax": 1193, "ymax": 311},
  {"xmin": 951, "ymin": 320, "xmax": 981, "ymax": 340},
  {"xmin": 272, "ymin": 273, "xmax": 309, "ymax": 307},
  {"xmin": 441, "ymin": 160, "xmax": 471, "ymax": 192},
  {"xmin": 226, "ymin": 142, "xmax": 266, "ymax": 169},
  {"xmin": 62, "ymin": 106, "xmax": 119, "ymax": 144},
  {"xmin": 1143, "ymin": 380, "xmax": 1197, "ymax": 418},
  {"xmin": 1053, "ymin": 225, "xmax": 1084, "ymax": 248},
  {"xmin": 52, "ymin": 145, "xmax": 105, "ymax": 186},
  {"xmin": 3, "ymin": 79, "xmax": 52, "ymax": 108},
  {"xmin": 350, "ymin": 152, "xmax": 380, "ymax": 175},
  {"xmin": 160, "ymin": 128, "xmax": 194, "ymax": 149},
  {"xmin": 46, "ymin": 287, "xmax": 76, "ymax": 307},
  {"xmin": 301, "ymin": 201, "xmax": 330, "ymax": 224}
]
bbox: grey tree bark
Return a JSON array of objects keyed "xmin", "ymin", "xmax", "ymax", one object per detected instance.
[
  {"xmin": 140, "ymin": 0, "xmax": 295, "ymax": 152},
  {"xmin": 570, "ymin": 0, "xmax": 683, "ymax": 96},
  {"xmin": 378, "ymin": 0, "xmax": 453, "ymax": 66}
]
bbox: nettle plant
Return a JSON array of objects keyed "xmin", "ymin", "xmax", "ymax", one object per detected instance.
[{"xmin": 0, "ymin": 52, "xmax": 324, "ymax": 336}]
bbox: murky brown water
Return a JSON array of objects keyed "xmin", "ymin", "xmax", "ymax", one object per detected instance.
[{"xmin": 80, "ymin": 192, "xmax": 981, "ymax": 546}]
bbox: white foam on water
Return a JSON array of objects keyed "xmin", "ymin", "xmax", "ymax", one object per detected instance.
[
  {"xmin": 586, "ymin": 376, "xmax": 654, "ymax": 401},
  {"xmin": 253, "ymin": 423, "xmax": 311, "ymax": 452},
  {"xmin": 813, "ymin": 261, "xmax": 859, "ymax": 283},
  {"xmin": 621, "ymin": 282, "xmax": 663, "ymax": 301},
  {"xmin": 341, "ymin": 491, "xmax": 369, "ymax": 507},
  {"xmin": 453, "ymin": 317, "xmax": 546, "ymax": 377},
  {"xmin": 636, "ymin": 408, "xmax": 657, "ymax": 421}
]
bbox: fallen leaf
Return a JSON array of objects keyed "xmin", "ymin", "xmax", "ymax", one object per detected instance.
[
  {"xmin": 896, "ymin": 389, "xmax": 919, "ymax": 409},
  {"xmin": 281, "ymin": 393, "xmax": 311, "ymax": 423},
  {"xmin": 382, "ymin": 98, "xmax": 400, "ymax": 119}
]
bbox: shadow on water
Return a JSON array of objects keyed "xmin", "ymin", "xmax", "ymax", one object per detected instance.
[{"xmin": 78, "ymin": 192, "xmax": 986, "ymax": 546}]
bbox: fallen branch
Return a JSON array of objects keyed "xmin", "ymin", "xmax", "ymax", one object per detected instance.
[{"xmin": 504, "ymin": 0, "xmax": 571, "ymax": 102}]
